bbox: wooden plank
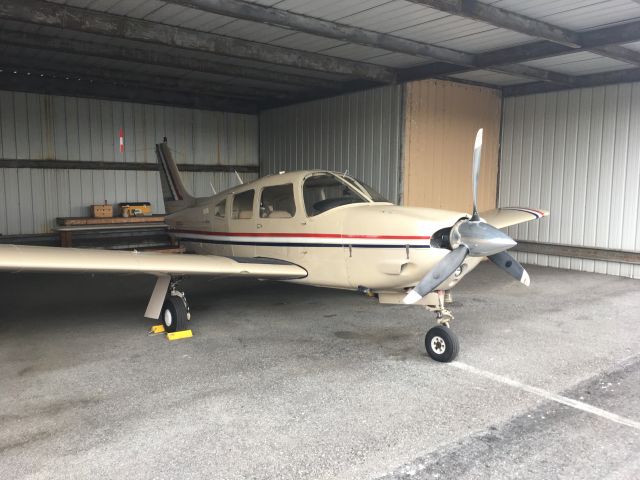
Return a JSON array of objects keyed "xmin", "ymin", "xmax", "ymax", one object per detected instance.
[
  {"xmin": 512, "ymin": 241, "xmax": 640, "ymax": 265},
  {"xmin": 403, "ymin": 79, "xmax": 501, "ymax": 212}
]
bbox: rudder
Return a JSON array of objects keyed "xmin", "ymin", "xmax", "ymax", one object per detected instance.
[{"xmin": 156, "ymin": 141, "xmax": 195, "ymax": 214}]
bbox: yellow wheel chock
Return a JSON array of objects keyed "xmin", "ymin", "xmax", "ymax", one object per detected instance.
[
  {"xmin": 149, "ymin": 324, "xmax": 192, "ymax": 340},
  {"xmin": 166, "ymin": 330, "xmax": 193, "ymax": 341}
]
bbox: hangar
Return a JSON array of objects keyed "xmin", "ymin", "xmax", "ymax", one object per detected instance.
[{"xmin": 1, "ymin": 0, "xmax": 639, "ymax": 478}]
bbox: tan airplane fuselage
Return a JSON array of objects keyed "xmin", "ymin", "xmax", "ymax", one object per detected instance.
[{"xmin": 166, "ymin": 170, "xmax": 482, "ymax": 295}]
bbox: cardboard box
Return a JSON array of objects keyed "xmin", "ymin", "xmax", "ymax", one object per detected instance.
[{"xmin": 91, "ymin": 204, "xmax": 113, "ymax": 218}]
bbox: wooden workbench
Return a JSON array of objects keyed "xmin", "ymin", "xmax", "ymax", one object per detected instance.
[{"xmin": 56, "ymin": 214, "xmax": 166, "ymax": 226}]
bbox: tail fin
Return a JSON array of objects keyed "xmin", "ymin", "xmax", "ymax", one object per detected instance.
[{"xmin": 156, "ymin": 141, "xmax": 195, "ymax": 213}]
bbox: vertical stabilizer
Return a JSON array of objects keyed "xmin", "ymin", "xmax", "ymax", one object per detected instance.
[{"xmin": 156, "ymin": 142, "xmax": 195, "ymax": 213}]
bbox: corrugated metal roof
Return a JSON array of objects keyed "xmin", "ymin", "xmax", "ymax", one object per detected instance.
[
  {"xmin": 5, "ymin": 0, "xmax": 640, "ymax": 107},
  {"xmin": 489, "ymin": 0, "xmax": 640, "ymax": 31}
]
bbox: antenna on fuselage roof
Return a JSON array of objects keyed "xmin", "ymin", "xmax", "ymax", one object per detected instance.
[{"xmin": 234, "ymin": 170, "xmax": 244, "ymax": 185}]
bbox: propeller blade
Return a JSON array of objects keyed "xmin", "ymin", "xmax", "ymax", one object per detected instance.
[
  {"xmin": 471, "ymin": 128, "xmax": 483, "ymax": 221},
  {"xmin": 403, "ymin": 246, "xmax": 469, "ymax": 304},
  {"xmin": 488, "ymin": 251, "xmax": 530, "ymax": 286}
]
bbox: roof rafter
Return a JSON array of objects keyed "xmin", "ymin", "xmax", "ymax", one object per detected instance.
[
  {"xmin": 0, "ymin": 29, "xmax": 340, "ymax": 93},
  {"xmin": 163, "ymin": 0, "xmax": 475, "ymax": 66},
  {"xmin": 0, "ymin": 56, "xmax": 297, "ymax": 104},
  {"xmin": 407, "ymin": 0, "xmax": 581, "ymax": 47},
  {"xmin": 408, "ymin": 0, "xmax": 640, "ymax": 67},
  {"xmin": 400, "ymin": 18, "xmax": 640, "ymax": 82},
  {"xmin": 161, "ymin": 0, "xmax": 579, "ymax": 86},
  {"xmin": 0, "ymin": 0, "xmax": 396, "ymax": 84},
  {"xmin": 503, "ymin": 68, "xmax": 640, "ymax": 96},
  {"xmin": 0, "ymin": 70, "xmax": 258, "ymax": 113}
]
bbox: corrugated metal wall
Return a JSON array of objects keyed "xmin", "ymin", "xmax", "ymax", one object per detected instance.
[
  {"xmin": 259, "ymin": 85, "xmax": 404, "ymax": 203},
  {"xmin": 0, "ymin": 90, "xmax": 258, "ymax": 235},
  {"xmin": 501, "ymin": 83, "xmax": 640, "ymax": 279}
]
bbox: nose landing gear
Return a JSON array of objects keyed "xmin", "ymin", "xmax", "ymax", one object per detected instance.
[
  {"xmin": 424, "ymin": 290, "xmax": 459, "ymax": 362},
  {"xmin": 425, "ymin": 325, "xmax": 459, "ymax": 362}
]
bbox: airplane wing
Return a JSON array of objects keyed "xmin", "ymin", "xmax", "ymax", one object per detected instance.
[
  {"xmin": 0, "ymin": 244, "xmax": 307, "ymax": 279},
  {"xmin": 479, "ymin": 207, "xmax": 549, "ymax": 230}
]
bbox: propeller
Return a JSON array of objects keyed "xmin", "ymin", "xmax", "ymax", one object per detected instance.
[{"xmin": 403, "ymin": 128, "xmax": 529, "ymax": 305}]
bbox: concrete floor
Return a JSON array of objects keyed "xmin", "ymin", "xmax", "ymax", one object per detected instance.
[{"xmin": 1, "ymin": 263, "xmax": 639, "ymax": 480}]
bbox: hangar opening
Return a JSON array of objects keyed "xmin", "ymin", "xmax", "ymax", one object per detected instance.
[{"xmin": 1, "ymin": 1, "xmax": 639, "ymax": 479}]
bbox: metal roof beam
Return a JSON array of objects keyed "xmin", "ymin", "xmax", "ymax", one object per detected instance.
[
  {"xmin": 0, "ymin": 0, "xmax": 396, "ymax": 84},
  {"xmin": 409, "ymin": 0, "xmax": 640, "ymax": 67},
  {"xmin": 489, "ymin": 64, "xmax": 577, "ymax": 86},
  {"xmin": 163, "ymin": 0, "xmax": 578, "ymax": 86},
  {"xmin": 163, "ymin": 0, "xmax": 475, "ymax": 66},
  {"xmin": 0, "ymin": 70, "xmax": 259, "ymax": 113},
  {"xmin": 400, "ymin": 18, "xmax": 640, "ymax": 82},
  {"xmin": 407, "ymin": 0, "xmax": 581, "ymax": 47},
  {"xmin": 0, "ymin": 57, "xmax": 299, "ymax": 104},
  {"xmin": 503, "ymin": 68, "xmax": 640, "ymax": 97},
  {"xmin": 0, "ymin": 29, "xmax": 340, "ymax": 92}
]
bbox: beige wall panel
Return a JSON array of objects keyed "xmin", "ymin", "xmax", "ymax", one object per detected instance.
[{"xmin": 403, "ymin": 79, "xmax": 502, "ymax": 213}]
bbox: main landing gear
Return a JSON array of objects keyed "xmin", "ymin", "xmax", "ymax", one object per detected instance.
[
  {"xmin": 160, "ymin": 279, "xmax": 191, "ymax": 333},
  {"xmin": 424, "ymin": 290, "xmax": 459, "ymax": 362},
  {"xmin": 145, "ymin": 275, "xmax": 192, "ymax": 337}
]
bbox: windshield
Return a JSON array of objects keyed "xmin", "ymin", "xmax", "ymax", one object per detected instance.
[
  {"xmin": 303, "ymin": 173, "xmax": 389, "ymax": 216},
  {"xmin": 337, "ymin": 174, "xmax": 389, "ymax": 203}
]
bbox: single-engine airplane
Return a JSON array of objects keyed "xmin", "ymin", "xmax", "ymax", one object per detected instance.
[{"xmin": 0, "ymin": 129, "xmax": 547, "ymax": 362}]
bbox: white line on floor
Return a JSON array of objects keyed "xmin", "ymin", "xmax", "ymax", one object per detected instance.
[{"xmin": 450, "ymin": 361, "xmax": 640, "ymax": 431}]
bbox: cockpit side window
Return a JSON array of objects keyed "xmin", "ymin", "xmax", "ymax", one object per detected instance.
[
  {"xmin": 260, "ymin": 184, "xmax": 296, "ymax": 218},
  {"xmin": 303, "ymin": 174, "xmax": 367, "ymax": 216}
]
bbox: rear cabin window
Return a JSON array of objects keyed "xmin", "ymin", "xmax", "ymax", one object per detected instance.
[
  {"xmin": 260, "ymin": 184, "xmax": 296, "ymax": 218},
  {"xmin": 213, "ymin": 199, "xmax": 226, "ymax": 218},
  {"xmin": 232, "ymin": 190, "xmax": 255, "ymax": 219}
]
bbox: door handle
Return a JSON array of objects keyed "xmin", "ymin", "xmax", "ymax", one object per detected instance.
[{"xmin": 257, "ymin": 223, "xmax": 263, "ymax": 229}]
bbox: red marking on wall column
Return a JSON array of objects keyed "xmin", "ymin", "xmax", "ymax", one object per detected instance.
[{"xmin": 119, "ymin": 128, "xmax": 124, "ymax": 153}]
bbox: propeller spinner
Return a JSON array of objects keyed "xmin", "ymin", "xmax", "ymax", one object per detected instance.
[{"xmin": 403, "ymin": 129, "xmax": 529, "ymax": 305}]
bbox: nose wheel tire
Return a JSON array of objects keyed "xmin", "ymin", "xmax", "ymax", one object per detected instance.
[
  {"xmin": 161, "ymin": 296, "xmax": 188, "ymax": 333},
  {"xmin": 425, "ymin": 325, "xmax": 459, "ymax": 362}
]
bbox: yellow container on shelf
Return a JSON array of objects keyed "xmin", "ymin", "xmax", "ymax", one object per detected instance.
[{"xmin": 119, "ymin": 202, "xmax": 152, "ymax": 217}]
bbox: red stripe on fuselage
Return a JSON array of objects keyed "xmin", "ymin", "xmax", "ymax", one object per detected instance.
[{"xmin": 171, "ymin": 228, "xmax": 430, "ymax": 240}]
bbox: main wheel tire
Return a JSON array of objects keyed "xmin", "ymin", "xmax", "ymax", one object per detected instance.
[
  {"xmin": 425, "ymin": 325, "xmax": 459, "ymax": 362},
  {"xmin": 161, "ymin": 296, "xmax": 188, "ymax": 333}
]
